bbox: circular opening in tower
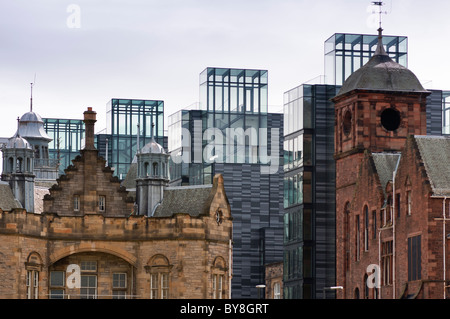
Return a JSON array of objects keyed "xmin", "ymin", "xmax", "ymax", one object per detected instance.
[
  {"xmin": 381, "ymin": 108, "xmax": 401, "ymax": 131},
  {"xmin": 343, "ymin": 111, "xmax": 352, "ymax": 136}
]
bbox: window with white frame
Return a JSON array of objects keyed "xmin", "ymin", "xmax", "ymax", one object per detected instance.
[
  {"xmin": 80, "ymin": 275, "xmax": 97, "ymax": 299},
  {"xmin": 49, "ymin": 271, "xmax": 65, "ymax": 299},
  {"xmin": 213, "ymin": 274, "xmax": 224, "ymax": 299},
  {"xmin": 273, "ymin": 282, "xmax": 281, "ymax": 299},
  {"xmin": 112, "ymin": 273, "xmax": 127, "ymax": 299},
  {"xmin": 150, "ymin": 273, "xmax": 169, "ymax": 299},
  {"xmin": 26, "ymin": 270, "xmax": 39, "ymax": 299}
]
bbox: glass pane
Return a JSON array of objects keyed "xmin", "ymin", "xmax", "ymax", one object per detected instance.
[{"xmin": 50, "ymin": 271, "xmax": 64, "ymax": 287}]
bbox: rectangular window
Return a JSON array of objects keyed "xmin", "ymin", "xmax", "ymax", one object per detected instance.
[
  {"xmin": 356, "ymin": 215, "xmax": 360, "ymax": 261},
  {"xmin": 364, "ymin": 208, "xmax": 369, "ymax": 252},
  {"xmin": 382, "ymin": 241, "xmax": 393, "ymax": 285},
  {"xmin": 408, "ymin": 235, "xmax": 422, "ymax": 281},
  {"xmin": 161, "ymin": 273, "xmax": 169, "ymax": 299},
  {"xmin": 407, "ymin": 191, "xmax": 412, "ymax": 215},
  {"xmin": 49, "ymin": 289, "xmax": 65, "ymax": 299},
  {"xmin": 26, "ymin": 271, "xmax": 38, "ymax": 299},
  {"xmin": 74, "ymin": 195, "xmax": 80, "ymax": 211},
  {"xmin": 113, "ymin": 273, "xmax": 127, "ymax": 289},
  {"xmin": 372, "ymin": 211, "xmax": 377, "ymax": 239},
  {"xmin": 396, "ymin": 194, "xmax": 401, "ymax": 218},
  {"xmin": 50, "ymin": 271, "xmax": 65, "ymax": 287},
  {"xmin": 49, "ymin": 271, "xmax": 65, "ymax": 299},
  {"xmin": 150, "ymin": 273, "xmax": 169, "ymax": 299},
  {"xmin": 81, "ymin": 261, "xmax": 97, "ymax": 272},
  {"xmin": 98, "ymin": 196, "xmax": 106, "ymax": 212},
  {"xmin": 80, "ymin": 275, "xmax": 97, "ymax": 299},
  {"xmin": 273, "ymin": 282, "xmax": 281, "ymax": 299},
  {"xmin": 213, "ymin": 274, "xmax": 224, "ymax": 299},
  {"xmin": 150, "ymin": 274, "xmax": 158, "ymax": 299}
]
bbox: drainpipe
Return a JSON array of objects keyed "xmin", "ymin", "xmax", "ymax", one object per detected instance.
[
  {"xmin": 443, "ymin": 198, "xmax": 447, "ymax": 300},
  {"xmin": 379, "ymin": 228, "xmax": 382, "ymax": 299},
  {"xmin": 229, "ymin": 239, "xmax": 233, "ymax": 299},
  {"xmin": 392, "ymin": 157, "xmax": 400, "ymax": 299}
]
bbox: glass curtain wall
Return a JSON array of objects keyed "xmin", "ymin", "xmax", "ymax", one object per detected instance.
[
  {"xmin": 283, "ymin": 84, "xmax": 339, "ymax": 299},
  {"xmin": 106, "ymin": 99, "xmax": 164, "ymax": 179},
  {"xmin": 325, "ymin": 33, "xmax": 408, "ymax": 86},
  {"xmin": 43, "ymin": 118, "xmax": 85, "ymax": 175},
  {"xmin": 169, "ymin": 68, "xmax": 271, "ymax": 186},
  {"xmin": 442, "ymin": 92, "xmax": 450, "ymax": 135}
]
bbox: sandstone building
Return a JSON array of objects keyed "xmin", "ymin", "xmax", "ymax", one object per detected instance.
[
  {"xmin": 334, "ymin": 28, "xmax": 450, "ymax": 299},
  {"xmin": 0, "ymin": 107, "xmax": 233, "ymax": 299}
]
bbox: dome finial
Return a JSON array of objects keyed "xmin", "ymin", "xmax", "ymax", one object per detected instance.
[{"xmin": 374, "ymin": 26, "xmax": 388, "ymax": 56}]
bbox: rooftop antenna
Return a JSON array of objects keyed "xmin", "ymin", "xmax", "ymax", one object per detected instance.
[
  {"xmin": 30, "ymin": 74, "xmax": 36, "ymax": 112},
  {"xmin": 372, "ymin": 1, "xmax": 388, "ymax": 32}
]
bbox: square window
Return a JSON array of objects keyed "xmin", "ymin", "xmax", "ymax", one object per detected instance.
[
  {"xmin": 113, "ymin": 273, "xmax": 127, "ymax": 289},
  {"xmin": 50, "ymin": 271, "xmax": 65, "ymax": 287}
]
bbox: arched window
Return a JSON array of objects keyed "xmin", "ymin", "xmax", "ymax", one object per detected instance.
[
  {"xmin": 8, "ymin": 157, "xmax": 13, "ymax": 173},
  {"xmin": 25, "ymin": 252, "xmax": 43, "ymax": 299},
  {"xmin": 364, "ymin": 205, "xmax": 369, "ymax": 251},
  {"xmin": 211, "ymin": 257, "xmax": 228, "ymax": 299},
  {"xmin": 344, "ymin": 202, "xmax": 351, "ymax": 272},
  {"xmin": 16, "ymin": 157, "xmax": 23, "ymax": 172},
  {"xmin": 27, "ymin": 158, "xmax": 31, "ymax": 172},
  {"xmin": 364, "ymin": 274, "xmax": 369, "ymax": 299},
  {"xmin": 145, "ymin": 255, "xmax": 172, "ymax": 299},
  {"xmin": 354, "ymin": 287, "xmax": 360, "ymax": 299},
  {"xmin": 152, "ymin": 162, "xmax": 158, "ymax": 176},
  {"xmin": 144, "ymin": 162, "xmax": 149, "ymax": 176}
]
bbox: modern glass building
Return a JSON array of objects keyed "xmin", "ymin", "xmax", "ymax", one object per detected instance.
[
  {"xmin": 283, "ymin": 84, "xmax": 338, "ymax": 299},
  {"xmin": 44, "ymin": 99, "xmax": 165, "ymax": 179},
  {"xmin": 168, "ymin": 67, "xmax": 284, "ymax": 298},
  {"xmin": 324, "ymin": 33, "xmax": 408, "ymax": 86},
  {"xmin": 105, "ymin": 99, "xmax": 165, "ymax": 179},
  {"xmin": 43, "ymin": 118, "xmax": 85, "ymax": 175},
  {"xmin": 441, "ymin": 92, "xmax": 450, "ymax": 135}
]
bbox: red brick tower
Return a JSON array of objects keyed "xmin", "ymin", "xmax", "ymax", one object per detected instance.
[{"xmin": 332, "ymin": 28, "xmax": 430, "ymax": 297}]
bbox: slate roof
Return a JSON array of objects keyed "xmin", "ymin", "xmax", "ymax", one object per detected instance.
[
  {"xmin": 0, "ymin": 181, "xmax": 22, "ymax": 211},
  {"xmin": 415, "ymin": 135, "xmax": 450, "ymax": 196},
  {"xmin": 19, "ymin": 111, "xmax": 52, "ymax": 141},
  {"xmin": 121, "ymin": 162, "xmax": 137, "ymax": 190},
  {"xmin": 335, "ymin": 32, "xmax": 429, "ymax": 98},
  {"xmin": 153, "ymin": 185, "xmax": 213, "ymax": 217},
  {"xmin": 372, "ymin": 153, "xmax": 401, "ymax": 195}
]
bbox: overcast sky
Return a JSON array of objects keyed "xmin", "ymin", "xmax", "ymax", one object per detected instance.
[{"xmin": 1, "ymin": 0, "xmax": 450, "ymax": 137}]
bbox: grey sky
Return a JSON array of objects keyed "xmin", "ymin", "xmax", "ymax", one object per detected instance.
[{"xmin": 1, "ymin": 0, "xmax": 449, "ymax": 138}]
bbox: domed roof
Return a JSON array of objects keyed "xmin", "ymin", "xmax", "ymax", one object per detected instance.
[
  {"xmin": 20, "ymin": 111, "xmax": 43, "ymax": 123},
  {"xmin": 335, "ymin": 29, "xmax": 429, "ymax": 99},
  {"xmin": 18, "ymin": 111, "xmax": 52, "ymax": 142},
  {"xmin": 6, "ymin": 132, "xmax": 32, "ymax": 150},
  {"xmin": 140, "ymin": 138, "xmax": 166, "ymax": 154}
]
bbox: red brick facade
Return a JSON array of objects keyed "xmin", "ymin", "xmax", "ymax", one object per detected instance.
[{"xmin": 333, "ymin": 83, "xmax": 450, "ymax": 298}]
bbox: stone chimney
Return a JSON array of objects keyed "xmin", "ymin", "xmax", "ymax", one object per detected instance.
[{"xmin": 83, "ymin": 107, "xmax": 97, "ymax": 150}]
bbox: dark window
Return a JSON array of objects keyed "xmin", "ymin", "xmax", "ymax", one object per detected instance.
[
  {"xmin": 408, "ymin": 235, "xmax": 422, "ymax": 281},
  {"xmin": 343, "ymin": 110, "xmax": 352, "ymax": 136}
]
